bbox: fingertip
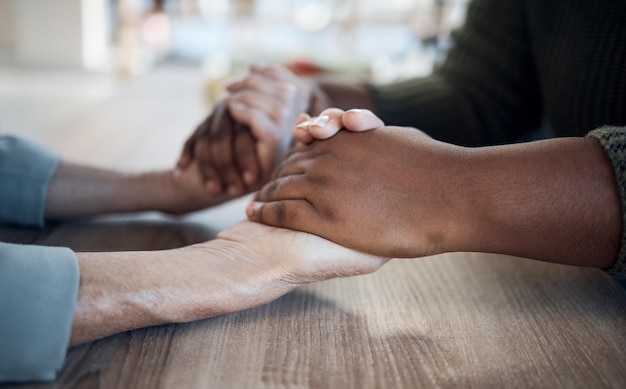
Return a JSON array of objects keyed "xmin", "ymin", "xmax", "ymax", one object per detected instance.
[
  {"xmin": 343, "ymin": 108, "xmax": 384, "ymax": 131},
  {"xmin": 309, "ymin": 125, "xmax": 338, "ymax": 140},
  {"xmin": 294, "ymin": 126, "xmax": 315, "ymax": 144},
  {"xmin": 206, "ymin": 180, "xmax": 220, "ymax": 195},
  {"xmin": 227, "ymin": 185, "xmax": 242, "ymax": 198},
  {"xmin": 312, "ymin": 114, "xmax": 329, "ymax": 127},
  {"xmin": 246, "ymin": 201, "xmax": 262, "ymax": 220},
  {"xmin": 243, "ymin": 170, "xmax": 257, "ymax": 186},
  {"xmin": 296, "ymin": 119, "xmax": 312, "ymax": 129}
]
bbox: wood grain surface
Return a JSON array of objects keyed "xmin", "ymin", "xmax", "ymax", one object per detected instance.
[{"xmin": 1, "ymin": 65, "xmax": 626, "ymax": 388}]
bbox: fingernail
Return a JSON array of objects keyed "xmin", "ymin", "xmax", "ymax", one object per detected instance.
[
  {"xmin": 348, "ymin": 108, "xmax": 363, "ymax": 113},
  {"xmin": 246, "ymin": 201, "xmax": 261, "ymax": 218},
  {"xmin": 311, "ymin": 115, "xmax": 329, "ymax": 128},
  {"xmin": 227, "ymin": 185, "xmax": 240, "ymax": 197},
  {"xmin": 296, "ymin": 120, "xmax": 312, "ymax": 129}
]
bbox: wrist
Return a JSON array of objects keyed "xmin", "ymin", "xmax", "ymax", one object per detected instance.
[
  {"xmin": 71, "ymin": 250, "xmax": 173, "ymax": 345},
  {"xmin": 71, "ymin": 238, "xmax": 299, "ymax": 345},
  {"xmin": 117, "ymin": 171, "xmax": 171, "ymax": 213},
  {"xmin": 128, "ymin": 170, "xmax": 203, "ymax": 215},
  {"xmin": 454, "ymin": 138, "xmax": 621, "ymax": 266},
  {"xmin": 72, "ymin": 246, "xmax": 254, "ymax": 345},
  {"xmin": 137, "ymin": 170, "xmax": 177, "ymax": 212},
  {"xmin": 413, "ymin": 144, "xmax": 480, "ymax": 255}
]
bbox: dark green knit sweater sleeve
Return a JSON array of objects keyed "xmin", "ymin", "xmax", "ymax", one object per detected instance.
[
  {"xmin": 367, "ymin": 0, "xmax": 542, "ymax": 146},
  {"xmin": 587, "ymin": 127, "xmax": 626, "ymax": 278}
]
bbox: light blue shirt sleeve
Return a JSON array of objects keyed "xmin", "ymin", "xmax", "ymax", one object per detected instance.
[
  {"xmin": 0, "ymin": 136, "xmax": 80, "ymax": 382},
  {"xmin": 0, "ymin": 136, "xmax": 61, "ymax": 227},
  {"xmin": 0, "ymin": 243, "xmax": 79, "ymax": 382}
]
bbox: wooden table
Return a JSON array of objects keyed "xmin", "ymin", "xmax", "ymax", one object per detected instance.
[{"xmin": 2, "ymin": 66, "xmax": 626, "ymax": 388}]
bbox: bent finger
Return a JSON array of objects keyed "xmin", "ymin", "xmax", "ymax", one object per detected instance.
[
  {"xmin": 293, "ymin": 113, "xmax": 314, "ymax": 144},
  {"xmin": 246, "ymin": 199, "xmax": 322, "ymax": 232},
  {"xmin": 227, "ymin": 99, "xmax": 277, "ymax": 140},
  {"xmin": 249, "ymin": 63, "xmax": 286, "ymax": 80},
  {"xmin": 234, "ymin": 123, "xmax": 261, "ymax": 188},
  {"xmin": 307, "ymin": 108, "xmax": 345, "ymax": 140},
  {"xmin": 254, "ymin": 174, "xmax": 314, "ymax": 203},
  {"xmin": 226, "ymin": 72, "xmax": 286, "ymax": 98},
  {"xmin": 228, "ymin": 91, "xmax": 286, "ymax": 125},
  {"xmin": 210, "ymin": 112, "xmax": 245, "ymax": 198},
  {"xmin": 341, "ymin": 109, "xmax": 384, "ymax": 132},
  {"xmin": 177, "ymin": 134, "xmax": 196, "ymax": 169},
  {"xmin": 195, "ymin": 138, "xmax": 223, "ymax": 194}
]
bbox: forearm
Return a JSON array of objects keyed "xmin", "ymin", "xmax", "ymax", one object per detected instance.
[
  {"xmin": 44, "ymin": 163, "xmax": 227, "ymax": 219},
  {"xmin": 71, "ymin": 240, "xmax": 298, "ymax": 346},
  {"xmin": 71, "ymin": 249, "xmax": 239, "ymax": 346},
  {"xmin": 71, "ymin": 250, "xmax": 175, "ymax": 346},
  {"xmin": 455, "ymin": 137, "xmax": 621, "ymax": 267},
  {"xmin": 45, "ymin": 164, "xmax": 159, "ymax": 218}
]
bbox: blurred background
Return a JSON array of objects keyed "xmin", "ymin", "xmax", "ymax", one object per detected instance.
[{"xmin": 0, "ymin": 0, "xmax": 468, "ymax": 168}]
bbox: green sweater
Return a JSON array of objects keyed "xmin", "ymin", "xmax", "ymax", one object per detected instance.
[{"xmin": 368, "ymin": 0, "xmax": 626, "ymax": 276}]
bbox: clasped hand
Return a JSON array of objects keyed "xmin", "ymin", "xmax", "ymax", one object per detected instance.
[
  {"xmin": 247, "ymin": 109, "xmax": 469, "ymax": 259},
  {"xmin": 177, "ymin": 64, "xmax": 319, "ymax": 198}
]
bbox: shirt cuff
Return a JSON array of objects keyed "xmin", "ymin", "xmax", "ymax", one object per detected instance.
[
  {"xmin": 0, "ymin": 136, "xmax": 61, "ymax": 227},
  {"xmin": 587, "ymin": 127, "xmax": 626, "ymax": 278},
  {"xmin": 0, "ymin": 242, "xmax": 79, "ymax": 383}
]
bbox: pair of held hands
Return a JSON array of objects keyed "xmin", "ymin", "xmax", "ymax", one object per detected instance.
[{"xmin": 175, "ymin": 65, "xmax": 451, "ymax": 260}]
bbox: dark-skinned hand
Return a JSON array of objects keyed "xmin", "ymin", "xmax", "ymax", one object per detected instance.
[
  {"xmin": 247, "ymin": 122, "xmax": 466, "ymax": 258},
  {"xmin": 177, "ymin": 101, "xmax": 261, "ymax": 197},
  {"xmin": 177, "ymin": 64, "xmax": 328, "ymax": 198}
]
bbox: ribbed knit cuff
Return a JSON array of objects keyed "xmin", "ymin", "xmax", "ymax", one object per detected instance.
[{"xmin": 587, "ymin": 126, "xmax": 626, "ymax": 278}]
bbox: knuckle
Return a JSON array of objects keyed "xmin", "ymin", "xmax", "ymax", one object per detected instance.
[
  {"xmin": 276, "ymin": 203, "xmax": 287, "ymax": 226},
  {"xmin": 261, "ymin": 181, "xmax": 279, "ymax": 199},
  {"xmin": 211, "ymin": 155, "xmax": 234, "ymax": 177},
  {"xmin": 318, "ymin": 203, "xmax": 334, "ymax": 220},
  {"xmin": 257, "ymin": 181, "xmax": 276, "ymax": 201},
  {"xmin": 215, "ymin": 160, "xmax": 234, "ymax": 176},
  {"xmin": 284, "ymin": 204, "xmax": 301, "ymax": 226}
]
